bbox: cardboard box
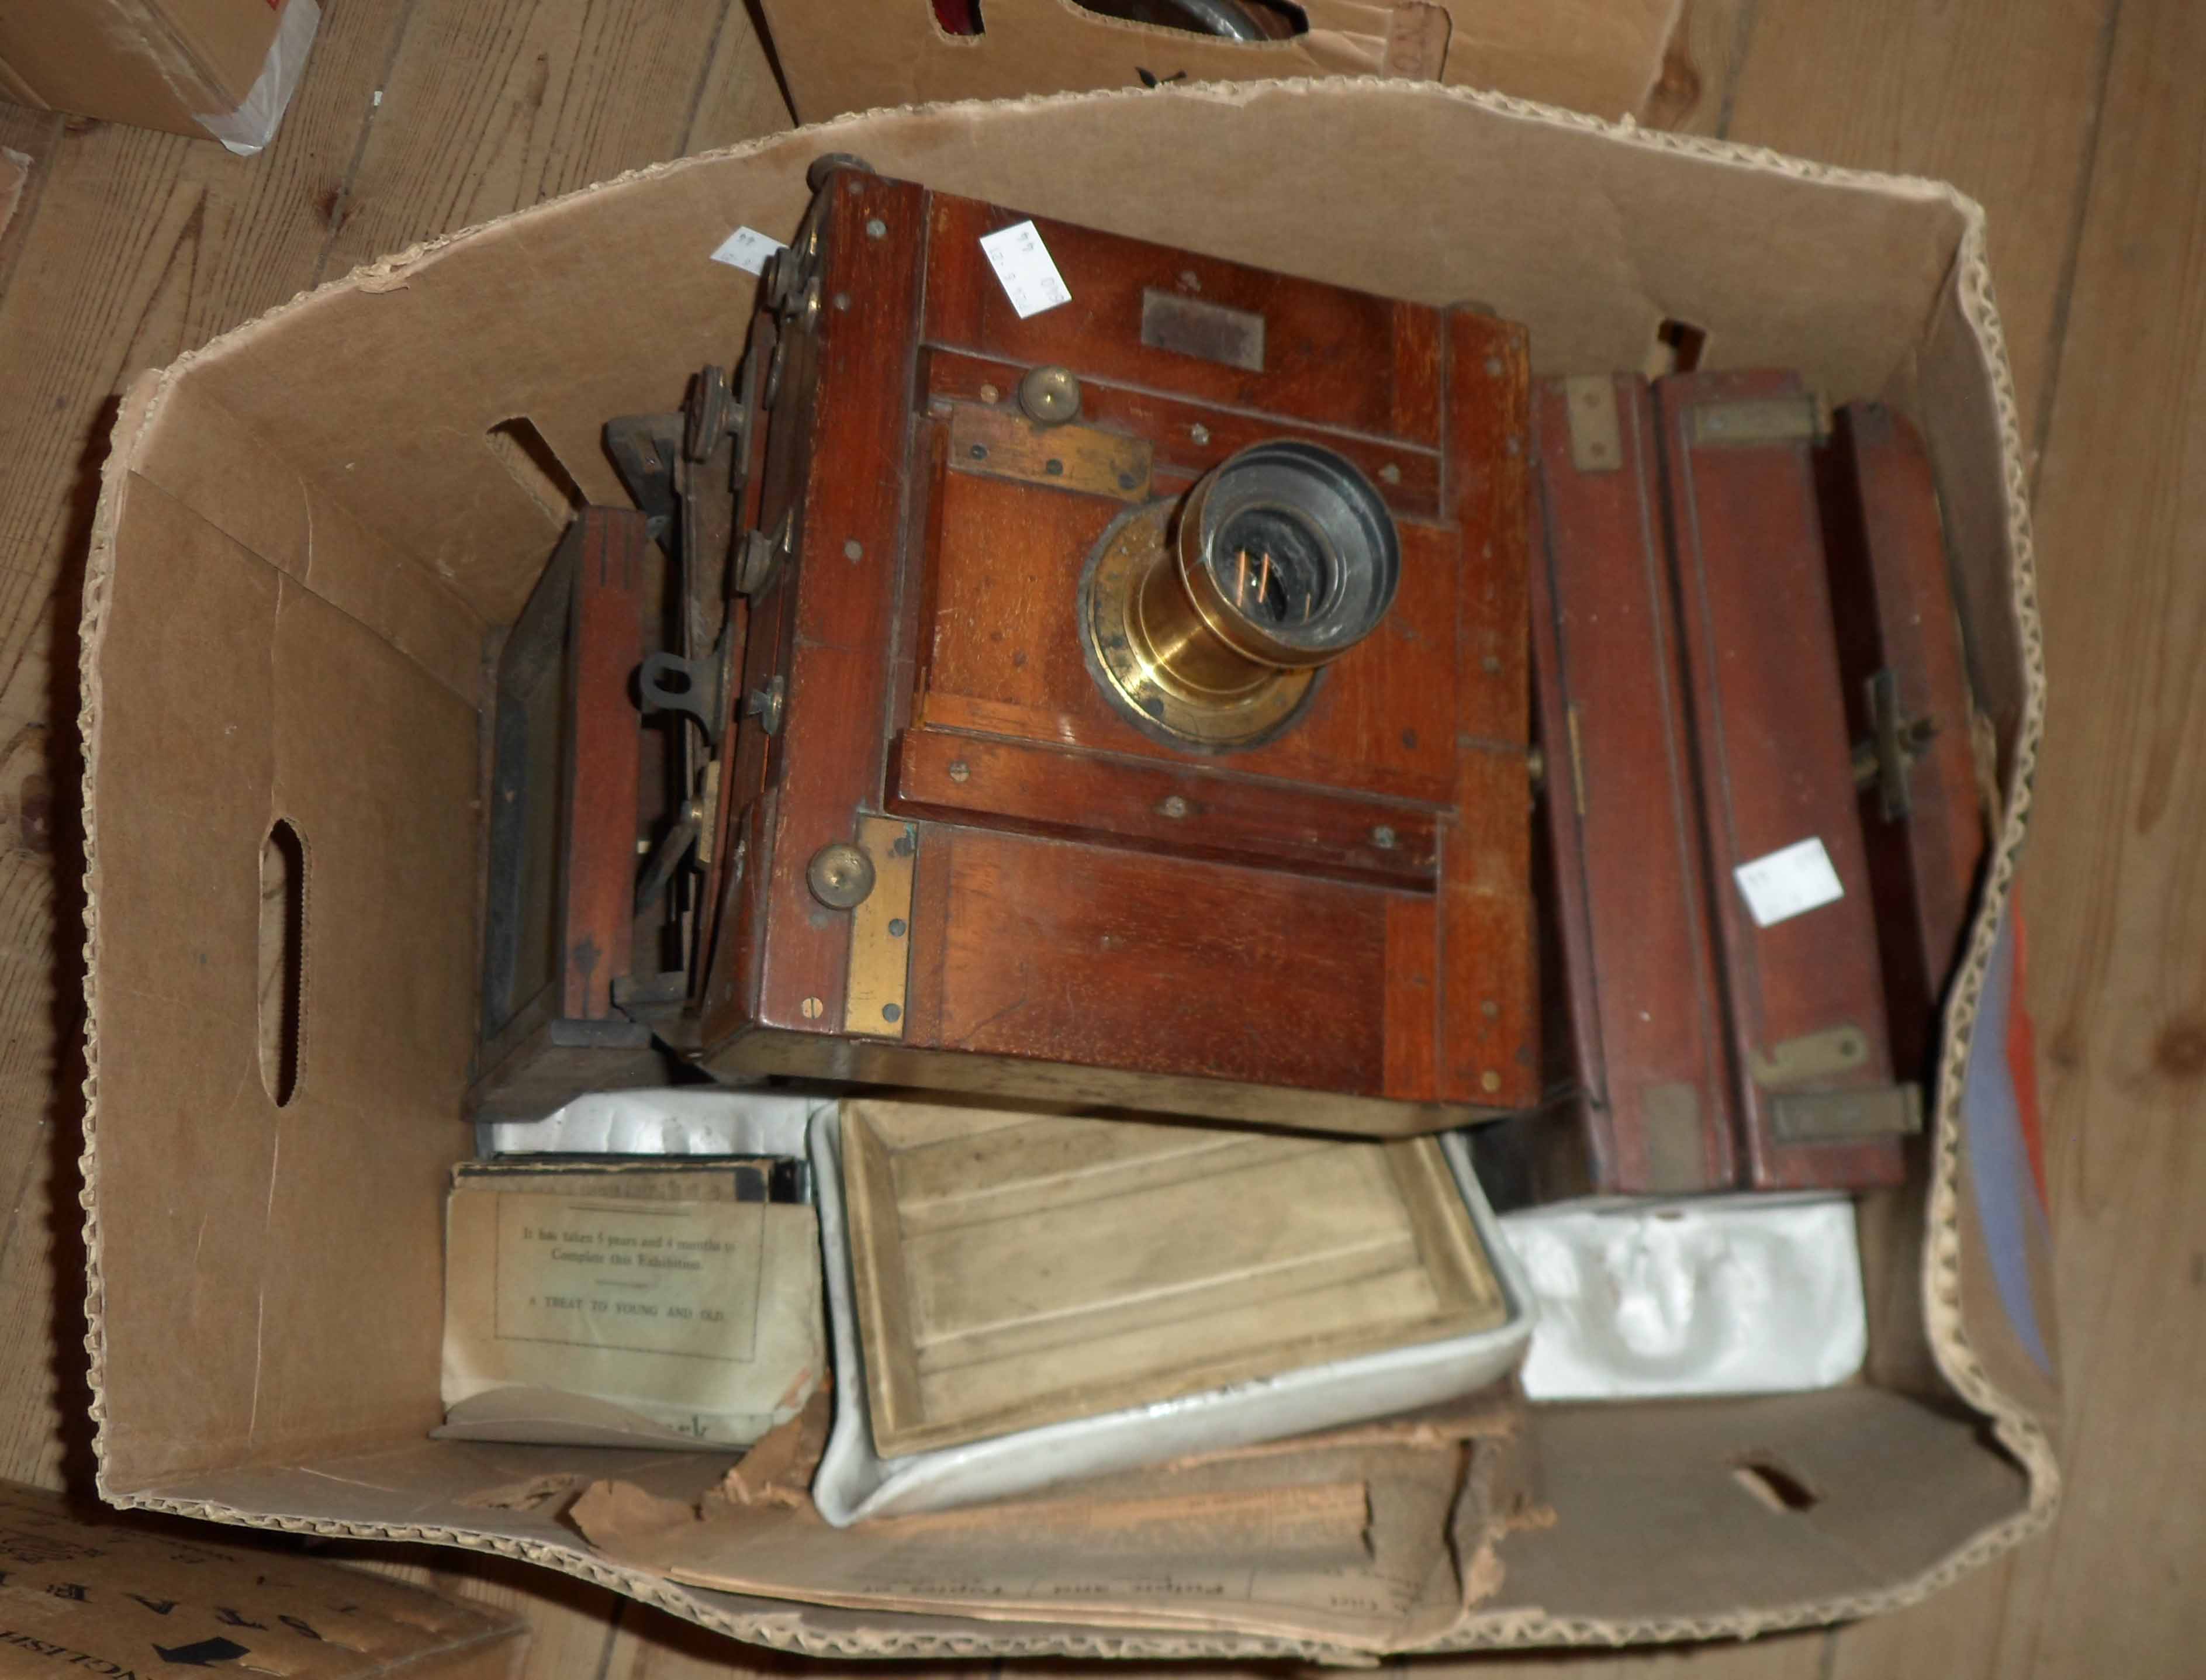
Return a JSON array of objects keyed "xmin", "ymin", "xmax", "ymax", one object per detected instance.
[
  {"xmin": 77, "ymin": 81, "xmax": 2058, "ymax": 1657},
  {"xmin": 759, "ymin": 0, "xmax": 1681, "ymax": 126},
  {"xmin": 0, "ymin": 1480, "xmax": 528, "ymax": 1676},
  {"xmin": 440, "ymin": 1160, "xmax": 827, "ymax": 1451},
  {"xmin": 0, "ymin": 0, "xmax": 319, "ymax": 151}
]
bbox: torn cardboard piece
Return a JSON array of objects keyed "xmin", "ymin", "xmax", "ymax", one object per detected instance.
[
  {"xmin": 573, "ymin": 1441, "xmax": 1478, "ymax": 1651},
  {"xmin": 718, "ymin": 1377, "xmax": 835, "ymax": 1508}
]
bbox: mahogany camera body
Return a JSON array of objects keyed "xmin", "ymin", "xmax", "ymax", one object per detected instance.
[{"xmin": 476, "ymin": 168, "xmax": 1540, "ymax": 1136}]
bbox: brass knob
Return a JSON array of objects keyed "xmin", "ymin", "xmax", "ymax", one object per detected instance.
[
  {"xmin": 806, "ymin": 842, "xmax": 876, "ymax": 910},
  {"xmin": 1018, "ymin": 365, "xmax": 1082, "ymax": 426}
]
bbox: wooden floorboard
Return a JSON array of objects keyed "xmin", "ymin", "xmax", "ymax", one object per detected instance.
[
  {"xmin": 319, "ymin": 0, "xmax": 747, "ymax": 280},
  {"xmin": 1983, "ymin": 2, "xmax": 2206, "ymax": 1676},
  {"xmin": 0, "ymin": 0, "xmax": 2195, "ymax": 1671},
  {"xmin": 1724, "ymin": 0, "xmax": 2117, "ymax": 457}
]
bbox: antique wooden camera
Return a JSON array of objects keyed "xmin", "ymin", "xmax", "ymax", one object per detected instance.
[
  {"xmin": 473, "ymin": 161, "xmax": 1539, "ymax": 1135},
  {"xmin": 1474, "ymin": 374, "xmax": 1972, "ymax": 1204}
]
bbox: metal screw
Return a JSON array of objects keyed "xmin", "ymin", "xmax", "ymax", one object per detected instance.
[
  {"xmin": 742, "ymin": 676, "xmax": 786, "ymax": 735},
  {"xmin": 888, "ymin": 917, "xmax": 908, "ymax": 938},
  {"xmin": 1485, "ymin": 356, "xmax": 1503, "ymax": 377},
  {"xmin": 969, "ymin": 444, "xmax": 988, "ymax": 461},
  {"xmin": 1481, "ymin": 999, "xmax": 1500, "ymax": 1019},
  {"xmin": 1045, "ymin": 458, "xmax": 1064, "ymax": 476},
  {"xmin": 1480, "ymin": 1069, "xmax": 1503, "ymax": 1094},
  {"xmin": 844, "ymin": 538, "xmax": 864, "ymax": 560},
  {"xmin": 833, "ymin": 291, "xmax": 850, "ymax": 311},
  {"xmin": 891, "ymin": 829, "xmax": 917, "ymax": 858},
  {"xmin": 1158, "ymin": 795, "xmax": 1190, "ymax": 819},
  {"xmin": 883, "ymin": 1003, "xmax": 903, "ymax": 1023},
  {"xmin": 1379, "ymin": 463, "xmax": 1402, "ymax": 485},
  {"xmin": 806, "ymin": 842, "xmax": 876, "ymax": 910},
  {"xmin": 948, "ymin": 760, "xmax": 970, "ymax": 783},
  {"xmin": 1370, "ymin": 824, "xmax": 1398, "ymax": 850},
  {"xmin": 979, "ymin": 382, "xmax": 1001, "ymax": 403},
  {"xmin": 1190, "ymin": 423, "xmax": 1211, "ymax": 445},
  {"xmin": 800, "ymin": 995, "xmax": 825, "ymax": 1019},
  {"xmin": 1118, "ymin": 472, "xmax": 1139, "ymax": 490},
  {"xmin": 865, "ymin": 216, "xmax": 887, "ymax": 239}
]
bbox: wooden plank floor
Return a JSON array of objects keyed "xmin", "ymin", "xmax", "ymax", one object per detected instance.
[{"xmin": 1, "ymin": 0, "xmax": 2198, "ymax": 1672}]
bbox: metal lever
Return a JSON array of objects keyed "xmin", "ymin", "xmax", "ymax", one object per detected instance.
[{"xmin": 638, "ymin": 650, "xmax": 726, "ymax": 745}]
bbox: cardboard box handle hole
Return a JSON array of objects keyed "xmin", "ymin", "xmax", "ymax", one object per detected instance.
[
  {"xmin": 1732, "ymin": 1454, "xmax": 1821, "ymax": 1514},
  {"xmin": 486, "ymin": 416, "xmax": 585, "ymax": 526},
  {"xmin": 258, "ymin": 818, "xmax": 306, "ymax": 1108}
]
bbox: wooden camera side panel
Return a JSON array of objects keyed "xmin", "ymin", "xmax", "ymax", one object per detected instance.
[
  {"xmin": 1820, "ymin": 402, "xmax": 1987, "ymax": 1086},
  {"xmin": 1528, "ymin": 375, "xmax": 1735, "ymax": 1194},
  {"xmin": 1655, "ymin": 369, "xmax": 1905, "ymax": 1190}
]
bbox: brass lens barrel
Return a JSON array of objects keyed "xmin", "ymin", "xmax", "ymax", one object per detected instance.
[{"xmin": 1084, "ymin": 440, "xmax": 1401, "ymax": 750}]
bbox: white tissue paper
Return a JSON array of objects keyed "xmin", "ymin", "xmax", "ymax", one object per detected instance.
[
  {"xmin": 196, "ymin": 0, "xmax": 321, "ymax": 156},
  {"xmin": 1500, "ymin": 1196, "xmax": 1866, "ymax": 1401}
]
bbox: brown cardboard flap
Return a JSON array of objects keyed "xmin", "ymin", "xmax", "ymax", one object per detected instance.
[
  {"xmin": 569, "ymin": 1443, "xmax": 1462, "ymax": 1650},
  {"xmin": 133, "ymin": 383, "xmax": 486, "ymax": 702},
  {"xmin": 174, "ymin": 83, "xmax": 1962, "ymax": 632},
  {"xmin": 92, "ymin": 473, "xmax": 478, "ymax": 1492},
  {"xmin": 1455, "ymin": 1390, "xmax": 2030, "ymax": 1638}
]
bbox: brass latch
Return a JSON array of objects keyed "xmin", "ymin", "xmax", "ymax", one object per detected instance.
[{"xmin": 1849, "ymin": 666, "xmax": 1939, "ymax": 821}]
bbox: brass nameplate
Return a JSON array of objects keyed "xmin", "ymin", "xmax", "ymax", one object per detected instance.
[
  {"xmin": 1640, "ymin": 1081, "xmax": 1707, "ymax": 1191},
  {"xmin": 948, "ymin": 403, "xmax": 1152, "ymax": 501},
  {"xmin": 1771, "ymin": 1084, "xmax": 1923, "ymax": 1142},
  {"xmin": 1140, "ymin": 288, "xmax": 1267, "ymax": 372},
  {"xmin": 844, "ymin": 814, "xmax": 917, "ymax": 1038},
  {"xmin": 1690, "ymin": 395, "xmax": 1824, "ymax": 447}
]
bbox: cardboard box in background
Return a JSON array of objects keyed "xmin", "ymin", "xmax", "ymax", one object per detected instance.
[
  {"xmin": 76, "ymin": 79, "xmax": 2058, "ymax": 1661},
  {"xmin": 0, "ymin": 0, "xmax": 319, "ymax": 151},
  {"xmin": 0, "ymin": 1481, "xmax": 528, "ymax": 1676},
  {"xmin": 758, "ymin": 0, "xmax": 1682, "ymax": 126}
]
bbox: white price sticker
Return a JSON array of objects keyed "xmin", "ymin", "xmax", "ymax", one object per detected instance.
[
  {"xmin": 710, "ymin": 225, "xmax": 786, "ymax": 275},
  {"xmin": 1734, "ymin": 836, "xmax": 1845, "ymax": 928},
  {"xmin": 978, "ymin": 220, "xmax": 1072, "ymax": 319}
]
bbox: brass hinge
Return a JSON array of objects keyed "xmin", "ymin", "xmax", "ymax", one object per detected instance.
[
  {"xmin": 1772, "ymin": 1084, "xmax": 1923, "ymax": 1143},
  {"xmin": 1562, "ymin": 375, "xmax": 1622, "ymax": 473},
  {"xmin": 948, "ymin": 402, "xmax": 1153, "ymax": 502},
  {"xmin": 1750, "ymin": 1024, "xmax": 1870, "ymax": 1089},
  {"xmin": 843, "ymin": 815, "xmax": 917, "ymax": 1039}
]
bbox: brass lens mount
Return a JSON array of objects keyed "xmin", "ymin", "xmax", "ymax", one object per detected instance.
[{"xmin": 1082, "ymin": 440, "xmax": 1401, "ymax": 751}]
